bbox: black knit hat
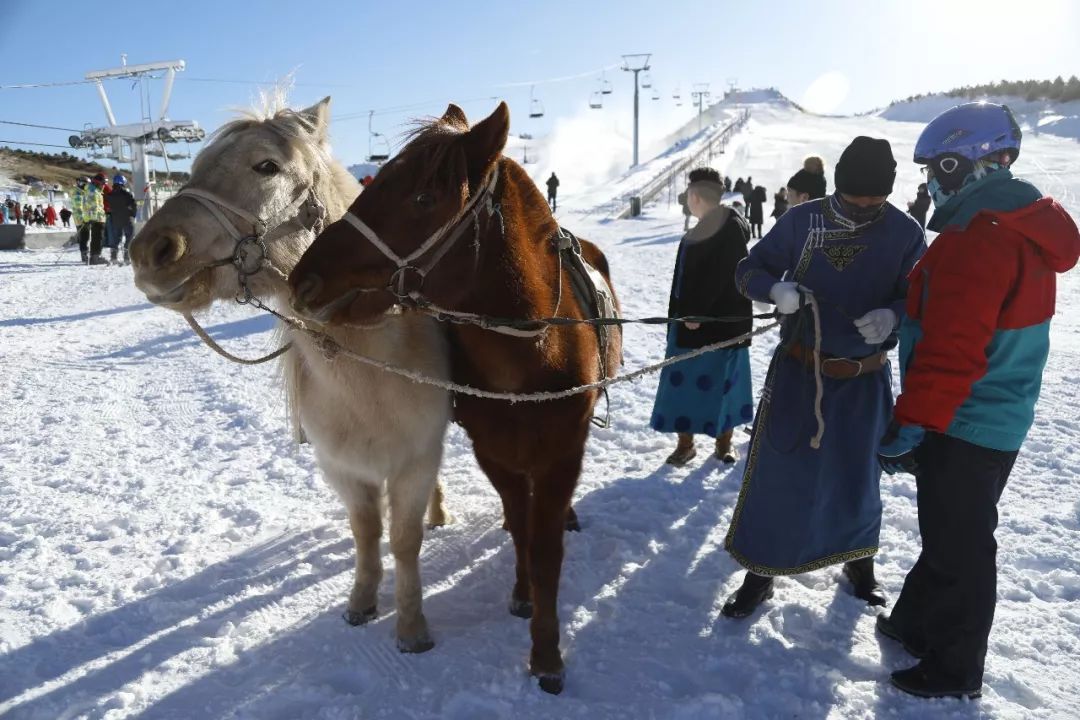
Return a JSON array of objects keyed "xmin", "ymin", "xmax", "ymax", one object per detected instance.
[
  {"xmin": 787, "ymin": 169, "xmax": 827, "ymax": 200},
  {"xmin": 834, "ymin": 136, "xmax": 896, "ymax": 196}
]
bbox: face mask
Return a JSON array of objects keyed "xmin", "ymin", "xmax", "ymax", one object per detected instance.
[
  {"xmin": 838, "ymin": 196, "xmax": 885, "ymax": 224},
  {"xmin": 927, "ymin": 177, "xmax": 953, "ymax": 208}
]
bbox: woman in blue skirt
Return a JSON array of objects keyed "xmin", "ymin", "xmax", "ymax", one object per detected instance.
[{"xmin": 650, "ymin": 167, "xmax": 754, "ymax": 466}]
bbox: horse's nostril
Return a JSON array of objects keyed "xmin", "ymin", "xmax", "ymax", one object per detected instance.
[
  {"xmin": 150, "ymin": 234, "xmax": 186, "ymax": 269},
  {"xmin": 294, "ymin": 275, "xmax": 324, "ymax": 306}
]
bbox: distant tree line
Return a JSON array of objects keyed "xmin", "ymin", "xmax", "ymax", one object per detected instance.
[
  {"xmin": 0, "ymin": 146, "xmax": 190, "ymax": 184},
  {"xmin": 894, "ymin": 76, "xmax": 1080, "ymax": 105}
]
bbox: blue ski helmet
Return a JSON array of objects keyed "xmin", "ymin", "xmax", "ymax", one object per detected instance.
[
  {"xmin": 113, "ymin": 174, "xmax": 126, "ymax": 186},
  {"xmin": 914, "ymin": 102, "xmax": 1022, "ymax": 166}
]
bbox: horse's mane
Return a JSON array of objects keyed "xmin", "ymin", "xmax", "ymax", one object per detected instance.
[
  {"xmin": 192, "ymin": 92, "xmax": 357, "ymax": 218},
  {"xmin": 392, "ymin": 118, "xmax": 469, "ymax": 189}
]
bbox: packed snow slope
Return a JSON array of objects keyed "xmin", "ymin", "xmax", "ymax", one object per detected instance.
[
  {"xmin": 879, "ymin": 94, "xmax": 1080, "ymax": 144},
  {"xmin": 2, "ymin": 97, "xmax": 1080, "ymax": 719}
]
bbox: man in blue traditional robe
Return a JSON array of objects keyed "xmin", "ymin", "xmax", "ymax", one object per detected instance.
[{"xmin": 722, "ymin": 137, "xmax": 927, "ymax": 618}]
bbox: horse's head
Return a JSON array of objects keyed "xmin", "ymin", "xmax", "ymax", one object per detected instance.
[
  {"xmin": 289, "ymin": 102, "xmax": 510, "ymax": 325},
  {"xmin": 131, "ymin": 97, "xmax": 342, "ymax": 314}
]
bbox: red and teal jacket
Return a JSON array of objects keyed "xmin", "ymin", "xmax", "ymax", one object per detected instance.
[{"xmin": 895, "ymin": 169, "xmax": 1080, "ymax": 451}]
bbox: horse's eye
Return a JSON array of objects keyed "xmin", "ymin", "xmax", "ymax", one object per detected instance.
[
  {"xmin": 253, "ymin": 160, "xmax": 280, "ymax": 176},
  {"xmin": 415, "ymin": 192, "xmax": 435, "ymax": 209}
]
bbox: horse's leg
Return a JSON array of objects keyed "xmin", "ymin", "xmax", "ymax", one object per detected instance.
[
  {"xmin": 426, "ymin": 479, "xmax": 453, "ymax": 529},
  {"xmin": 527, "ymin": 451, "xmax": 582, "ymax": 695},
  {"xmin": 344, "ymin": 481, "xmax": 383, "ymax": 626},
  {"xmin": 388, "ymin": 452, "xmax": 440, "ymax": 653},
  {"xmin": 474, "ymin": 452, "xmax": 532, "ymax": 618}
]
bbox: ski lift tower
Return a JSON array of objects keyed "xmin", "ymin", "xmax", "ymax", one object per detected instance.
[
  {"xmin": 691, "ymin": 83, "xmax": 711, "ymax": 132},
  {"xmin": 621, "ymin": 53, "xmax": 651, "ymax": 168},
  {"xmin": 72, "ymin": 57, "xmax": 204, "ymax": 220}
]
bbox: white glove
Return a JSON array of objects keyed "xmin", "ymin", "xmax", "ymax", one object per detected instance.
[
  {"xmin": 769, "ymin": 282, "xmax": 810, "ymax": 315},
  {"xmin": 854, "ymin": 308, "xmax": 898, "ymax": 345}
]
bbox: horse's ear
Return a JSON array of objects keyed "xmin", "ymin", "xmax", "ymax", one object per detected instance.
[
  {"xmin": 461, "ymin": 102, "xmax": 509, "ymax": 180},
  {"xmin": 441, "ymin": 104, "xmax": 469, "ymax": 130},
  {"xmin": 300, "ymin": 96, "xmax": 332, "ymax": 142}
]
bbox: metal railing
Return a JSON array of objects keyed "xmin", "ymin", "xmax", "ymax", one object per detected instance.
[{"xmin": 617, "ymin": 108, "xmax": 750, "ymax": 219}]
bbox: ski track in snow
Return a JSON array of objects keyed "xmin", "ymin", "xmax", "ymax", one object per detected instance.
[{"xmin": 1, "ymin": 100, "xmax": 1079, "ymax": 719}]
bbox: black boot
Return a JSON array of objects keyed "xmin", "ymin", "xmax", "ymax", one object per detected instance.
[
  {"xmin": 843, "ymin": 557, "xmax": 887, "ymax": 606},
  {"xmin": 876, "ymin": 614, "xmax": 927, "ymax": 659},
  {"xmin": 891, "ymin": 663, "xmax": 982, "ymax": 700},
  {"xmin": 721, "ymin": 572, "xmax": 774, "ymax": 619}
]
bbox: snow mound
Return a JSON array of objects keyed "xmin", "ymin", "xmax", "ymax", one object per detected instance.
[{"xmin": 879, "ymin": 95, "xmax": 1080, "ymax": 143}]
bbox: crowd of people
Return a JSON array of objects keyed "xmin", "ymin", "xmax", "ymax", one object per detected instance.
[
  {"xmin": 2, "ymin": 171, "xmax": 138, "ymax": 265},
  {"xmin": 1, "ymin": 198, "xmax": 66, "ymax": 228},
  {"xmin": 70, "ymin": 172, "xmax": 139, "ymax": 265},
  {"xmin": 651, "ymin": 102, "xmax": 1079, "ymax": 701}
]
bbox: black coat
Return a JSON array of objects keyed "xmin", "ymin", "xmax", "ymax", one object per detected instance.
[
  {"xmin": 909, "ymin": 190, "xmax": 931, "ymax": 229},
  {"xmin": 749, "ymin": 186, "xmax": 767, "ymax": 224},
  {"xmin": 107, "ymin": 186, "xmax": 138, "ymax": 223},
  {"xmin": 771, "ymin": 192, "xmax": 789, "ymax": 218},
  {"xmin": 667, "ymin": 207, "xmax": 752, "ymax": 349}
]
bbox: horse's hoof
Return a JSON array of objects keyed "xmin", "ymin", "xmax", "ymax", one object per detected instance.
[
  {"xmin": 537, "ymin": 672, "xmax": 565, "ymax": 695},
  {"xmin": 427, "ymin": 510, "xmax": 454, "ymax": 529},
  {"xmin": 509, "ymin": 597, "xmax": 533, "ymax": 619},
  {"xmin": 565, "ymin": 507, "xmax": 581, "ymax": 532},
  {"xmin": 343, "ymin": 606, "xmax": 377, "ymax": 626},
  {"xmin": 396, "ymin": 634, "xmax": 435, "ymax": 654}
]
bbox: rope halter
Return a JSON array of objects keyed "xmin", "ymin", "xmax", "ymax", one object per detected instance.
[
  {"xmin": 171, "ymin": 181, "xmax": 327, "ymax": 365},
  {"xmin": 174, "ymin": 183, "xmax": 327, "ymax": 301},
  {"xmin": 339, "ymin": 165, "xmax": 501, "ymax": 301}
]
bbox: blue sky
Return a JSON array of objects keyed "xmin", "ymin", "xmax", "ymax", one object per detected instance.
[{"xmin": 1, "ymin": 0, "xmax": 1076, "ymax": 170}]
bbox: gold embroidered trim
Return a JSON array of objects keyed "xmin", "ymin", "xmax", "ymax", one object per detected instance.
[{"xmin": 725, "ymin": 543, "xmax": 879, "ymax": 577}]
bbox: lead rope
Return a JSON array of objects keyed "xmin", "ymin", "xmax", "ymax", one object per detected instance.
[
  {"xmin": 183, "ymin": 312, "xmax": 292, "ymax": 365},
  {"xmin": 806, "ymin": 293, "xmax": 826, "ymax": 449}
]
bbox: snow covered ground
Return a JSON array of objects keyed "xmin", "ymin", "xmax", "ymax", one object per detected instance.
[
  {"xmin": 879, "ymin": 95, "xmax": 1080, "ymax": 144},
  {"xmin": 1, "ymin": 98, "xmax": 1079, "ymax": 719}
]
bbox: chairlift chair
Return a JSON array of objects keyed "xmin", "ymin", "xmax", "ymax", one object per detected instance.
[
  {"xmin": 589, "ymin": 92, "xmax": 603, "ymax": 110},
  {"xmin": 529, "ymin": 85, "xmax": 545, "ymax": 119},
  {"xmin": 601, "ymin": 74, "xmax": 613, "ymax": 95},
  {"xmin": 642, "ymin": 72, "xmax": 653, "ymax": 89},
  {"xmin": 366, "ymin": 110, "xmax": 391, "ymax": 162},
  {"xmin": 651, "ymin": 88, "xmax": 660, "ymax": 101}
]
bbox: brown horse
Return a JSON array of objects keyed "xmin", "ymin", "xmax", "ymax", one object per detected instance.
[{"xmin": 288, "ymin": 102, "xmax": 621, "ymax": 694}]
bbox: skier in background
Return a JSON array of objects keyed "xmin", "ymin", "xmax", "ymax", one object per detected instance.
[{"xmin": 546, "ymin": 172, "xmax": 560, "ymax": 212}]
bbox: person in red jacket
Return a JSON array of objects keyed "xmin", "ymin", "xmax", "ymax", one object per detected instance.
[{"xmin": 876, "ymin": 103, "xmax": 1080, "ymax": 700}]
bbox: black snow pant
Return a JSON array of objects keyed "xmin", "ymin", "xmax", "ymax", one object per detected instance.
[
  {"xmin": 78, "ymin": 221, "xmax": 105, "ymax": 259},
  {"xmin": 890, "ymin": 432, "xmax": 1018, "ymax": 688},
  {"xmin": 548, "ymin": 192, "xmax": 557, "ymax": 211}
]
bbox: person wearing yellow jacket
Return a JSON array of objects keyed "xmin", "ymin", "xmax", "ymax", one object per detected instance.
[{"xmin": 73, "ymin": 177, "xmax": 107, "ymax": 264}]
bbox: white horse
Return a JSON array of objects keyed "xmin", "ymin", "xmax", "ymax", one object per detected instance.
[{"xmin": 130, "ymin": 97, "xmax": 451, "ymax": 652}]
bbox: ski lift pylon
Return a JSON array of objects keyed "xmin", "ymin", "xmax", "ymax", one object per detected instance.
[{"xmin": 528, "ymin": 85, "xmax": 544, "ymax": 119}]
